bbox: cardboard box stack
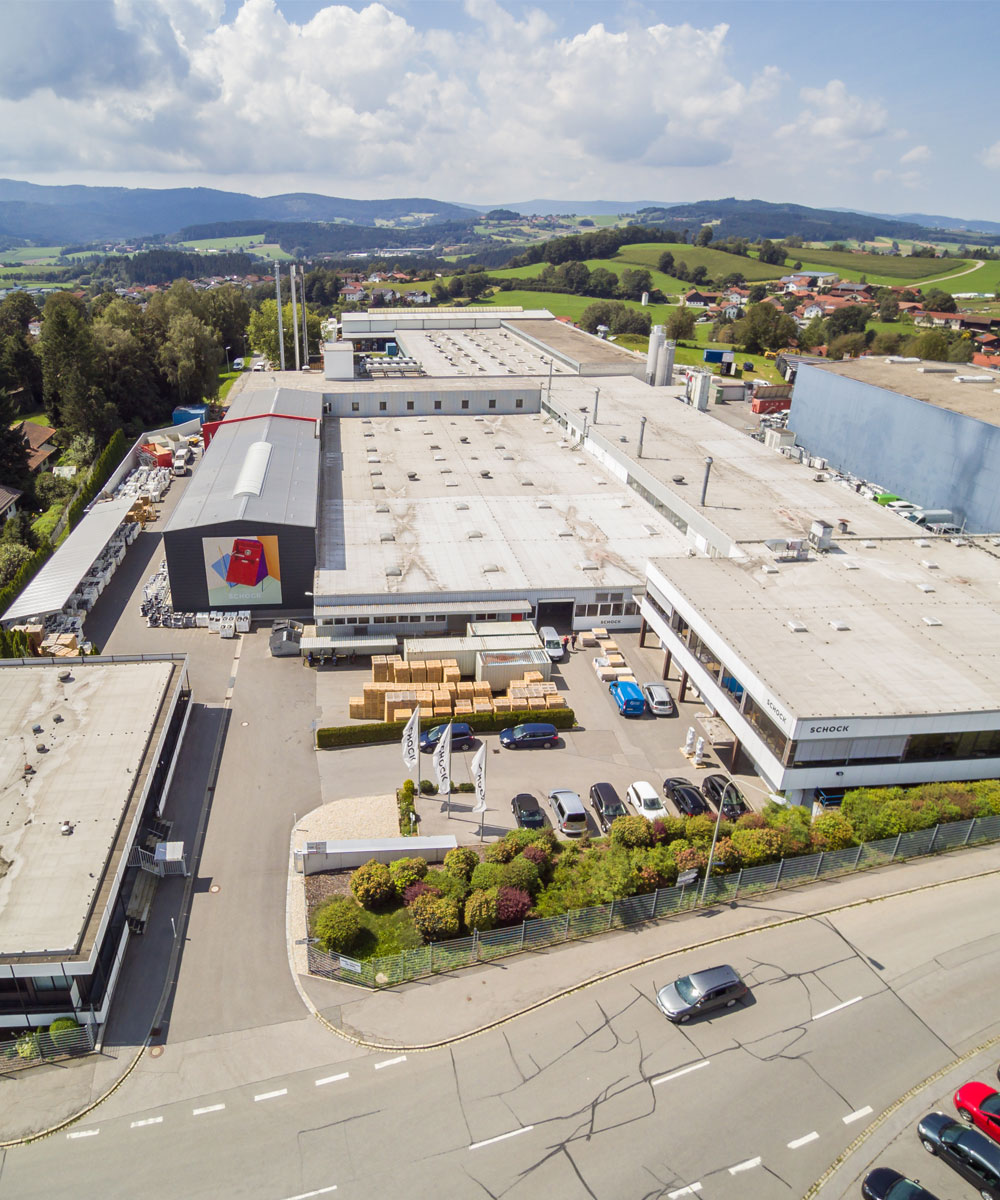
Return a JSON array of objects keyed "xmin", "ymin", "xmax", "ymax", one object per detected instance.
[{"xmin": 351, "ymin": 656, "xmax": 499, "ymax": 721}]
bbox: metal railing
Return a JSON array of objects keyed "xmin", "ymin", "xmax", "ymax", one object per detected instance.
[
  {"xmin": 0, "ymin": 1023, "xmax": 95, "ymax": 1071},
  {"xmin": 307, "ymin": 813, "xmax": 1000, "ymax": 989}
]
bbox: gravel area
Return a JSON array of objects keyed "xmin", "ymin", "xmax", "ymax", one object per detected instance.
[{"xmin": 296, "ymin": 793, "xmax": 400, "ymax": 841}]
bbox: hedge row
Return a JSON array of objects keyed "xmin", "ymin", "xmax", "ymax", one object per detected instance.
[
  {"xmin": 316, "ymin": 706, "xmax": 576, "ymax": 749},
  {"xmin": 64, "ymin": 429, "xmax": 128, "ymax": 533}
]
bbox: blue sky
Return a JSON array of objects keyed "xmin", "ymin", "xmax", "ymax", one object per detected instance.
[{"xmin": 1, "ymin": 0, "xmax": 996, "ymax": 220}]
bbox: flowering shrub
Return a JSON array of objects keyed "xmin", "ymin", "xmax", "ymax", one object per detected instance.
[{"xmin": 350, "ymin": 860, "xmax": 394, "ymax": 908}]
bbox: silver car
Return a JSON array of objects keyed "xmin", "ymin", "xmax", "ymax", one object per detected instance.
[
  {"xmin": 642, "ymin": 683, "xmax": 675, "ymax": 716},
  {"xmin": 656, "ymin": 965, "xmax": 748, "ymax": 1023}
]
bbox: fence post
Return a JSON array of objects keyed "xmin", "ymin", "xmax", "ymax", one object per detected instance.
[
  {"xmin": 963, "ymin": 819, "xmax": 975, "ymax": 846},
  {"xmin": 429, "ymin": 941, "xmax": 435, "ymax": 974},
  {"xmin": 813, "ymin": 852, "xmax": 824, "ymax": 879},
  {"xmin": 563, "ymin": 912, "xmax": 570, "ymax": 941},
  {"xmin": 927, "ymin": 824, "xmax": 939, "ymax": 854},
  {"xmin": 891, "ymin": 833, "xmax": 902, "ymax": 862},
  {"xmin": 734, "ymin": 869, "xmax": 743, "ymax": 899},
  {"xmin": 472, "ymin": 928, "xmax": 479, "ymax": 962},
  {"xmin": 774, "ymin": 857, "xmax": 784, "ymax": 887},
  {"xmin": 608, "ymin": 899, "xmax": 616, "ymax": 930},
  {"xmin": 520, "ymin": 922, "xmax": 526, "ymax": 950},
  {"xmin": 854, "ymin": 843, "xmax": 864, "ymax": 869}
]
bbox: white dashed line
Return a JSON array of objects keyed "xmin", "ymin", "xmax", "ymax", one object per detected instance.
[
  {"xmin": 254, "ymin": 1088, "xmax": 288, "ymax": 1102},
  {"xmin": 315, "ymin": 1072, "xmax": 350, "ymax": 1087},
  {"xmin": 130, "ymin": 1117, "xmax": 163, "ymax": 1128},
  {"xmin": 652, "ymin": 1060, "xmax": 710, "ymax": 1087},
  {"xmin": 728, "ymin": 1156, "xmax": 762, "ymax": 1174},
  {"xmin": 667, "ymin": 1185, "xmax": 702, "ymax": 1198},
  {"xmin": 812, "ymin": 996, "xmax": 863, "ymax": 1021},
  {"xmin": 280, "ymin": 1187, "xmax": 338, "ymax": 1199},
  {"xmin": 469, "ymin": 1126, "xmax": 534, "ymax": 1151},
  {"xmin": 192, "ymin": 1104, "xmax": 226, "ymax": 1116},
  {"xmin": 788, "ymin": 1131, "xmax": 820, "ymax": 1149},
  {"xmin": 374, "ymin": 1055, "xmax": 406, "ymax": 1070},
  {"xmin": 843, "ymin": 1105, "xmax": 873, "ymax": 1124},
  {"xmin": 66, "ymin": 1129, "xmax": 99, "ymax": 1139}
]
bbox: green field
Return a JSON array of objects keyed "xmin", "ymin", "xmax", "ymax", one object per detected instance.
[
  {"xmin": 790, "ymin": 246, "xmax": 971, "ymax": 283},
  {"xmin": 914, "ymin": 259, "xmax": 1000, "ymax": 296},
  {"xmin": 467, "ymin": 288, "xmax": 679, "ymax": 328},
  {"xmin": 0, "ymin": 245, "xmax": 64, "ymax": 264},
  {"xmin": 175, "ymin": 234, "xmax": 267, "ymax": 252},
  {"xmin": 615, "ymin": 242, "xmax": 784, "ymax": 281},
  {"xmin": 490, "ymin": 259, "xmax": 690, "ymax": 298}
]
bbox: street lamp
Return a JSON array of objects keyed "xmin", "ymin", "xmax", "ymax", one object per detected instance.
[
  {"xmin": 225, "ymin": 345, "xmax": 231, "ymax": 372},
  {"xmin": 700, "ymin": 784, "xmax": 728, "ymax": 905}
]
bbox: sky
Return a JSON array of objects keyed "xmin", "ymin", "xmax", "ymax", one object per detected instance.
[{"xmin": 1, "ymin": 0, "xmax": 997, "ymax": 220}]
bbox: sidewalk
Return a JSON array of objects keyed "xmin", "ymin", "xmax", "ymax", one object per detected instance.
[{"xmin": 294, "ymin": 840, "xmax": 1000, "ymax": 1050}]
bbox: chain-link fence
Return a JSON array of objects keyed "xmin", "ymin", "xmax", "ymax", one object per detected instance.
[
  {"xmin": 307, "ymin": 813, "xmax": 1000, "ymax": 989},
  {"xmin": 0, "ymin": 1023, "xmax": 95, "ymax": 1072}
]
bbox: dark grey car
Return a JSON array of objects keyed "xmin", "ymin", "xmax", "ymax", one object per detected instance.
[
  {"xmin": 590, "ymin": 782, "xmax": 628, "ymax": 831},
  {"xmin": 655, "ymin": 964, "xmax": 748, "ymax": 1023},
  {"xmin": 917, "ymin": 1111, "xmax": 1000, "ymax": 1199}
]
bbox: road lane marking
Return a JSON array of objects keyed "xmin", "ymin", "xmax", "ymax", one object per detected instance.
[
  {"xmin": 469, "ymin": 1125, "xmax": 534, "ymax": 1151},
  {"xmin": 315, "ymin": 1072, "xmax": 350, "ymax": 1087},
  {"xmin": 254, "ymin": 1088, "xmax": 288, "ymax": 1102},
  {"xmin": 130, "ymin": 1117, "xmax": 163, "ymax": 1128},
  {"xmin": 66, "ymin": 1129, "xmax": 99, "ymax": 1139},
  {"xmin": 812, "ymin": 996, "xmax": 863, "ymax": 1021},
  {"xmin": 280, "ymin": 1187, "xmax": 338, "ymax": 1199},
  {"xmin": 729, "ymin": 1156, "xmax": 762, "ymax": 1174},
  {"xmin": 652, "ymin": 1060, "xmax": 710, "ymax": 1087},
  {"xmin": 192, "ymin": 1104, "xmax": 226, "ymax": 1116},
  {"xmin": 843, "ymin": 1105, "xmax": 873, "ymax": 1124},
  {"xmin": 667, "ymin": 1185, "xmax": 702, "ymax": 1198},
  {"xmin": 788, "ymin": 1131, "xmax": 820, "ymax": 1149},
  {"xmin": 374, "ymin": 1055, "xmax": 406, "ymax": 1070}
]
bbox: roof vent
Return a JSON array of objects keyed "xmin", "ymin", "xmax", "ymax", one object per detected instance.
[
  {"xmin": 914, "ymin": 539, "xmax": 930, "ymax": 548},
  {"xmin": 232, "ymin": 441, "xmax": 272, "ymax": 498},
  {"xmin": 456, "ymin": 502, "xmax": 469, "ymax": 511},
  {"xmin": 830, "ymin": 619, "xmax": 851, "ymax": 632},
  {"xmin": 376, "ymin": 504, "xmax": 390, "ymax": 513},
  {"xmin": 950, "ymin": 537, "xmax": 968, "ymax": 547},
  {"xmin": 380, "ymin": 533, "xmax": 395, "ymax": 543},
  {"xmin": 580, "ymin": 560, "xmax": 599, "ymax": 572},
  {"xmin": 558, "ymin": 529, "xmax": 573, "ymax": 538},
  {"xmin": 885, "ymin": 356, "xmax": 920, "ymax": 364},
  {"xmin": 863, "ymin": 540, "xmax": 877, "ymax": 549},
  {"xmin": 407, "ymin": 471, "xmax": 419, "ymax": 481},
  {"xmin": 467, "ymin": 530, "xmax": 483, "ymax": 539},
  {"xmin": 922, "ymin": 615, "xmax": 942, "ymax": 627},
  {"xmin": 921, "ymin": 560, "xmax": 939, "ymax": 570},
  {"xmin": 917, "ymin": 582, "xmax": 935, "ymax": 593},
  {"xmin": 672, "ymin": 475, "xmax": 686, "ymax": 484},
  {"xmin": 520, "ymin": 479, "xmax": 534, "ymax": 486},
  {"xmin": 787, "ymin": 619, "xmax": 808, "ymax": 633},
  {"xmin": 482, "ymin": 564, "xmax": 500, "ymax": 573},
  {"xmin": 761, "ymin": 564, "xmax": 779, "ymax": 574},
  {"xmin": 536, "ymin": 500, "xmax": 551, "ymax": 509},
  {"xmin": 480, "ymin": 470, "xmax": 492, "ymax": 479},
  {"xmin": 953, "ymin": 375, "xmax": 995, "ymax": 384}
]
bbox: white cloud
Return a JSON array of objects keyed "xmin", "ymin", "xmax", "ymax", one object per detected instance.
[
  {"xmin": 775, "ymin": 79, "xmax": 889, "ymax": 155},
  {"xmin": 900, "ymin": 144, "xmax": 930, "ymax": 164},
  {"xmin": 980, "ymin": 140, "xmax": 1000, "ymax": 170}
]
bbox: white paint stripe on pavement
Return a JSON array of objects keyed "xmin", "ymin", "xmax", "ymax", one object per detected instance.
[
  {"xmin": 728, "ymin": 1156, "xmax": 762, "ymax": 1174},
  {"xmin": 315, "ymin": 1072, "xmax": 350, "ymax": 1087},
  {"xmin": 843, "ymin": 1105, "xmax": 873, "ymax": 1124},
  {"xmin": 469, "ymin": 1125, "xmax": 534, "ymax": 1151},
  {"xmin": 192, "ymin": 1104, "xmax": 226, "ymax": 1116},
  {"xmin": 788, "ymin": 1131, "xmax": 820, "ymax": 1149},
  {"xmin": 130, "ymin": 1117, "xmax": 163, "ymax": 1128},
  {"xmin": 66, "ymin": 1129, "xmax": 99, "ymax": 1139},
  {"xmin": 280, "ymin": 1187, "xmax": 338, "ymax": 1199},
  {"xmin": 652, "ymin": 1060, "xmax": 710, "ymax": 1087},
  {"xmin": 254, "ymin": 1088, "xmax": 288, "ymax": 1102},
  {"xmin": 812, "ymin": 995, "xmax": 863, "ymax": 1021},
  {"xmin": 667, "ymin": 1185, "xmax": 702, "ymax": 1198},
  {"xmin": 374, "ymin": 1055, "xmax": 406, "ymax": 1070}
]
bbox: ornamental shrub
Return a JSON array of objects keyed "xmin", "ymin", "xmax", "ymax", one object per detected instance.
[
  {"xmin": 650, "ymin": 815, "xmax": 687, "ymax": 846},
  {"xmin": 350, "ymin": 860, "xmax": 394, "ymax": 908},
  {"xmin": 403, "ymin": 880, "xmax": 442, "ymax": 906},
  {"xmin": 389, "ymin": 856, "xmax": 428, "ymax": 895},
  {"xmin": 419, "ymin": 779, "xmax": 438, "ymax": 795},
  {"xmin": 683, "ymin": 814, "xmax": 717, "ymax": 845},
  {"xmin": 674, "ymin": 845, "xmax": 709, "ymax": 873},
  {"xmin": 470, "ymin": 861, "xmax": 504, "ymax": 891},
  {"xmin": 464, "ymin": 887, "xmax": 498, "ymax": 932},
  {"xmin": 735, "ymin": 811, "xmax": 768, "ymax": 831},
  {"xmin": 810, "ymin": 811, "xmax": 856, "ymax": 851},
  {"xmin": 16, "ymin": 1033, "xmax": 39, "ymax": 1060},
  {"xmin": 502, "ymin": 855, "xmax": 540, "ymax": 896},
  {"xmin": 443, "ymin": 846, "xmax": 479, "ymax": 881},
  {"xmin": 730, "ymin": 826, "xmax": 785, "ymax": 866},
  {"xmin": 426, "ymin": 868, "xmax": 469, "ymax": 904},
  {"xmin": 409, "ymin": 894, "xmax": 460, "ymax": 942},
  {"xmin": 609, "ymin": 814, "xmax": 654, "ymax": 849},
  {"xmin": 504, "ymin": 827, "xmax": 547, "ymax": 853},
  {"xmin": 710, "ymin": 835, "xmax": 741, "ymax": 871},
  {"xmin": 484, "ymin": 839, "xmax": 517, "ymax": 865},
  {"xmin": 520, "ymin": 843, "xmax": 551, "ymax": 876},
  {"xmin": 495, "ymin": 886, "xmax": 532, "ymax": 926},
  {"xmin": 589, "ymin": 846, "xmax": 642, "ymax": 901},
  {"xmin": 48, "ymin": 1017, "xmax": 81, "ymax": 1053},
  {"xmin": 643, "ymin": 845, "xmax": 680, "ymax": 886},
  {"xmin": 312, "ymin": 897, "xmax": 361, "ymax": 954}
]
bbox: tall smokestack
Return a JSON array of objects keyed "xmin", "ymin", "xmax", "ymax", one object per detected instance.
[
  {"xmin": 300, "ymin": 267, "xmax": 309, "ymax": 367},
  {"xmin": 655, "ymin": 338, "xmax": 675, "ymax": 387},
  {"xmin": 274, "ymin": 263, "xmax": 285, "ymax": 371},
  {"xmin": 645, "ymin": 325, "xmax": 664, "ymax": 385},
  {"xmin": 289, "ymin": 264, "xmax": 300, "ymax": 371}
]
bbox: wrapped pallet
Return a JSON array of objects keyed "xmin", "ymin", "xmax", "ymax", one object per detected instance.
[
  {"xmin": 527, "ymin": 697, "xmax": 547, "ymax": 710},
  {"xmin": 579, "ymin": 631, "xmax": 599, "ymax": 647},
  {"xmin": 348, "ymin": 697, "xmax": 365, "ymax": 720},
  {"xmin": 593, "ymin": 627, "xmax": 608, "ymax": 640},
  {"xmin": 473, "ymin": 699, "xmax": 493, "ymax": 714},
  {"xmin": 425, "ymin": 660, "xmax": 442, "ymax": 683},
  {"xmin": 454, "ymin": 701, "xmax": 473, "ymax": 715},
  {"xmin": 434, "ymin": 705, "xmax": 451, "ymax": 718},
  {"xmin": 603, "ymin": 641, "xmax": 620, "ymax": 654},
  {"xmin": 546, "ymin": 694, "xmax": 567, "ymax": 708},
  {"xmin": 523, "ymin": 670, "xmax": 544, "ymax": 684},
  {"xmin": 372, "ymin": 656, "xmax": 388, "ymax": 683}
]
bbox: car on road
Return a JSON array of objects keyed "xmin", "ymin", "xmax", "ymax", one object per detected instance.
[
  {"xmin": 511, "ymin": 792, "xmax": 547, "ymax": 830},
  {"xmin": 701, "ymin": 774, "xmax": 749, "ymax": 819},
  {"xmin": 663, "ymin": 776, "xmax": 709, "ymax": 816},
  {"xmin": 625, "ymin": 780, "xmax": 666, "ymax": 822},
  {"xmin": 861, "ymin": 1168, "xmax": 940, "ymax": 1199},
  {"xmin": 419, "ymin": 722, "xmax": 475, "ymax": 752},
  {"xmin": 589, "ymin": 782, "xmax": 628, "ymax": 831},
  {"xmin": 252, "ymin": 361, "xmax": 266, "ymax": 371},
  {"xmin": 232, "ymin": 357, "xmax": 244, "ymax": 370},
  {"xmin": 917, "ymin": 1111, "xmax": 1000, "ymax": 1198},
  {"xmin": 955, "ymin": 1082, "xmax": 1000, "ymax": 1146},
  {"xmin": 655, "ymin": 964, "xmax": 748, "ymax": 1023},
  {"xmin": 642, "ymin": 682, "xmax": 675, "ymax": 716},
  {"xmin": 499, "ymin": 723, "xmax": 559, "ymax": 749},
  {"xmin": 547, "ymin": 789, "xmax": 588, "ymax": 835}
]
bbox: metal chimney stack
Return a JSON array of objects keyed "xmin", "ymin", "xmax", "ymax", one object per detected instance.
[
  {"xmin": 274, "ymin": 263, "xmax": 285, "ymax": 371},
  {"xmin": 645, "ymin": 325, "xmax": 664, "ymax": 385},
  {"xmin": 637, "ymin": 415, "xmax": 647, "ymax": 458},
  {"xmin": 289, "ymin": 265, "xmax": 301, "ymax": 371},
  {"xmin": 300, "ymin": 268, "xmax": 309, "ymax": 367},
  {"xmin": 656, "ymin": 338, "xmax": 676, "ymax": 388}
]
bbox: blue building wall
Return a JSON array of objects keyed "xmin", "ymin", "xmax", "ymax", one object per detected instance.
[{"xmin": 788, "ymin": 365, "xmax": 1000, "ymax": 532}]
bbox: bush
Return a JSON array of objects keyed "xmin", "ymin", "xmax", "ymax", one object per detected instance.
[
  {"xmin": 443, "ymin": 846, "xmax": 479, "ymax": 881},
  {"xmin": 589, "ymin": 846, "xmax": 643, "ymax": 901},
  {"xmin": 470, "ymin": 861, "xmax": 504, "ymax": 891},
  {"xmin": 674, "ymin": 846, "xmax": 709, "ymax": 873},
  {"xmin": 409, "ymin": 894, "xmax": 460, "ymax": 942},
  {"xmin": 403, "ymin": 880, "xmax": 442, "ymax": 906},
  {"xmin": 684, "ymin": 814, "xmax": 718, "ymax": 846},
  {"xmin": 426, "ymin": 868, "xmax": 469, "ymax": 904},
  {"xmin": 419, "ymin": 779, "xmax": 438, "ymax": 795},
  {"xmin": 609, "ymin": 814, "xmax": 654, "ymax": 849},
  {"xmin": 810, "ymin": 812, "xmax": 856, "ymax": 851},
  {"xmin": 464, "ymin": 888, "xmax": 498, "ymax": 932},
  {"xmin": 397, "ymin": 779, "xmax": 417, "ymax": 835},
  {"xmin": 730, "ymin": 827, "xmax": 784, "ymax": 866},
  {"xmin": 317, "ymin": 706, "xmax": 577, "ymax": 748},
  {"xmin": 495, "ymin": 886, "xmax": 532, "ymax": 926},
  {"xmin": 312, "ymin": 897, "xmax": 361, "ymax": 953},
  {"xmin": 710, "ymin": 835, "xmax": 741, "ymax": 871},
  {"xmin": 650, "ymin": 816, "xmax": 687, "ymax": 845},
  {"xmin": 502, "ymin": 855, "xmax": 541, "ymax": 896},
  {"xmin": 520, "ymin": 842, "xmax": 551, "ymax": 875},
  {"xmin": 48, "ymin": 1017, "xmax": 81, "ymax": 1052},
  {"xmin": 16, "ymin": 1033, "xmax": 39, "ymax": 1060},
  {"xmin": 350, "ymin": 860, "xmax": 394, "ymax": 908},
  {"xmin": 735, "ymin": 812, "xmax": 768, "ymax": 831},
  {"xmin": 389, "ymin": 857, "xmax": 428, "ymax": 895},
  {"xmin": 484, "ymin": 839, "xmax": 517, "ymax": 865},
  {"xmin": 504, "ymin": 827, "xmax": 544, "ymax": 853},
  {"xmin": 456, "ymin": 781, "xmax": 476, "ymax": 793}
]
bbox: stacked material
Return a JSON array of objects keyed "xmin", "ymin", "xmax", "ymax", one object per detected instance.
[{"xmin": 353, "ymin": 656, "xmax": 496, "ymax": 721}]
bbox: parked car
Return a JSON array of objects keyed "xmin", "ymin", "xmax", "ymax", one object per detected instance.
[
  {"xmin": 655, "ymin": 964, "xmax": 748, "ymax": 1023},
  {"xmin": 499, "ymin": 723, "xmax": 559, "ymax": 749},
  {"xmin": 590, "ymin": 782, "xmax": 628, "ymax": 831},
  {"xmin": 663, "ymin": 777, "xmax": 709, "ymax": 816},
  {"xmin": 511, "ymin": 792, "xmax": 547, "ymax": 830},
  {"xmin": 642, "ymin": 682, "xmax": 675, "ymax": 716},
  {"xmin": 419, "ymin": 722, "xmax": 475, "ymax": 752},
  {"xmin": 232, "ymin": 357, "xmax": 244, "ymax": 370},
  {"xmin": 861, "ymin": 1168, "xmax": 940, "ymax": 1199},
  {"xmin": 548, "ymin": 789, "xmax": 588, "ymax": 835},
  {"xmin": 955, "ymin": 1082, "xmax": 1000, "ymax": 1146},
  {"xmin": 701, "ymin": 774, "xmax": 748, "ymax": 819},
  {"xmin": 917, "ymin": 1111, "xmax": 1000, "ymax": 1199},
  {"xmin": 609, "ymin": 680, "xmax": 645, "ymax": 717},
  {"xmin": 626, "ymin": 780, "xmax": 666, "ymax": 822}
]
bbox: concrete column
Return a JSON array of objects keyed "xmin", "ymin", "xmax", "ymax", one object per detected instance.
[
  {"xmin": 729, "ymin": 738, "xmax": 741, "ymax": 773},
  {"xmin": 639, "ymin": 617, "xmax": 647, "ymax": 647},
  {"xmin": 661, "ymin": 648, "xmax": 672, "ymax": 680},
  {"xmin": 678, "ymin": 669, "xmax": 688, "ymax": 702}
]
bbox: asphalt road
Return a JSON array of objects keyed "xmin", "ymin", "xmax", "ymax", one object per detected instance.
[{"xmin": 2, "ymin": 872, "xmax": 997, "ymax": 1199}]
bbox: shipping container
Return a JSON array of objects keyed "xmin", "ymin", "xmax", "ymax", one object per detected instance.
[
  {"xmin": 475, "ymin": 649, "xmax": 552, "ymax": 691},
  {"xmin": 751, "ymin": 396, "xmax": 793, "ymax": 414},
  {"xmin": 466, "ymin": 620, "xmax": 538, "ymax": 639}
]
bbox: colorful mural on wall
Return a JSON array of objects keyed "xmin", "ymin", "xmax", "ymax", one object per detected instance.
[{"xmin": 202, "ymin": 535, "xmax": 282, "ymax": 605}]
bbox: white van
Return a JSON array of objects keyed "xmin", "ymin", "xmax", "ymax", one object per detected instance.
[{"xmin": 540, "ymin": 626, "xmax": 564, "ymax": 660}]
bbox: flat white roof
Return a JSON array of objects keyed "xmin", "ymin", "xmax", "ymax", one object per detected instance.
[
  {"xmin": 396, "ymin": 327, "xmax": 575, "ymax": 378},
  {"xmin": 0, "ymin": 661, "xmax": 175, "ymax": 957}
]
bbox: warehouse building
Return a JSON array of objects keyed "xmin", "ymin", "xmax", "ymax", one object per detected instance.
[{"xmin": 788, "ymin": 357, "xmax": 1000, "ymax": 532}]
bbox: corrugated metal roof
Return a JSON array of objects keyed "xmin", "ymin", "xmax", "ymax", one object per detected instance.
[
  {"xmin": 313, "ymin": 599, "xmax": 533, "ymax": 617},
  {"xmin": 164, "ymin": 387, "xmax": 321, "ymax": 533},
  {"xmin": 299, "ymin": 635, "xmax": 399, "ymax": 651},
  {"xmin": 2, "ymin": 496, "xmax": 134, "ymax": 622}
]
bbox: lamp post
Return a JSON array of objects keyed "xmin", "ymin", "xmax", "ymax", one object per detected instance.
[
  {"xmin": 700, "ymin": 785, "xmax": 728, "ymax": 905},
  {"xmin": 225, "ymin": 345, "xmax": 231, "ymax": 372}
]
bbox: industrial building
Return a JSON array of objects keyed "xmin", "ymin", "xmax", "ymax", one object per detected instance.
[
  {"xmin": 0, "ymin": 656, "xmax": 189, "ymax": 1029},
  {"xmin": 788, "ymin": 357, "xmax": 1000, "ymax": 532}
]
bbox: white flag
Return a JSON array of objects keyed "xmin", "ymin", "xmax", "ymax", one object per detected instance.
[
  {"xmin": 471, "ymin": 743, "xmax": 487, "ymax": 813},
  {"xmin": 432, "ymin": 721, "xmax": 452, "ymax": 794},
  {"xmin": 401, "ymin": 707, "xmax": 420, "ymax": 779}
]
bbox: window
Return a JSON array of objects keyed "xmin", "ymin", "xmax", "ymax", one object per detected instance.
[
  {"xmin": 406, "ymin": 401, "xmax": 414, "ymax": 411},
  {"xmin": 434, "ymin": 400, "xmax": 442, "ymax": 411},
  {"xmin": 351, "ymin": 402, "xmax": 360, "ymax": 412},
  {"xmin": 741, "ymin": 694, "xmax": 789, "ymax": 761},
  {"xmin": 488, "ymin": 399, "xmax": 496, "ymax": 409},
  {"xmin": 515, "ymin": 398, "xmax": 523, "ymax": 409},
  {"xmin": 461, "ymin": 400, "xmax": 469, "ymax": 410},
  {"xmin": 379, "ymin": 401, "xmax": 387, "ymax": 412}
]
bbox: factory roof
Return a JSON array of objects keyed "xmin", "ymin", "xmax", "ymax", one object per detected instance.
[
  {"xmin": 504, "ymin": 318, "xmax": 644, "ymax": 368},
  {"xmin": 164, "ymin": 387, "xmax": 321, "ymax": 533},
  {"xmin": 394, "ymin": 326, "xmax": 575, "ymax": 378}
]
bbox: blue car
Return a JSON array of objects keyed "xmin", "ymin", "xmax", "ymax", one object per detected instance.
[{"xmin": 419, "ymin": 722, "xmax": 475, "ymax": 752}]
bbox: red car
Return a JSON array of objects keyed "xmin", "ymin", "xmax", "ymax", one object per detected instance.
[{"xmin": 954, "ymin": 1081, "xmax": 1000, "ymax": 1145}]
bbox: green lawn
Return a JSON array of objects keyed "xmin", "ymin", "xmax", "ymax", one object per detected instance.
[
  {"xmin": 352, "ymin": 904, "xmax": 423, "ymax": 959},
  {"xmin": 31, "ymin": 503, "xmax": 63, "ymax": 542},
  {"xmin": 790, "ymin": 246, "xmax": 972, "ymax": 283},
  {"xmin": 916, "ymin": 259, "xmax": 1000, "ymax": 296},
  {"xmin": 175, "ymin": 234, "xmax": 267, "ymax": 252},
  {"xmin": 0, "ymin": 246, "xmax": 64, "ymax": 264},
  {"xmin": 616, "ymin": 242, "xmax": 784, "ymax": 282}
]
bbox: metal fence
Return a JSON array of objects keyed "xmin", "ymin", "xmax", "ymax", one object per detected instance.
[
  {"xmin": 0, "ymin": 1023, "xmax": 95, "ymax": 1072},
  {"xmin": 307, "ymin": 813, "xmax": 1000, "ymax": 989}
]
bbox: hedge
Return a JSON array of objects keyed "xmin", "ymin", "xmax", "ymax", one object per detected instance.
[
  {"xmin": 316, "ymin": 706, "xmax": 576, "ymax": 749},
  {"xmin": 64, "ymin": 429, "xmax": 128, "ymax": 534}
]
